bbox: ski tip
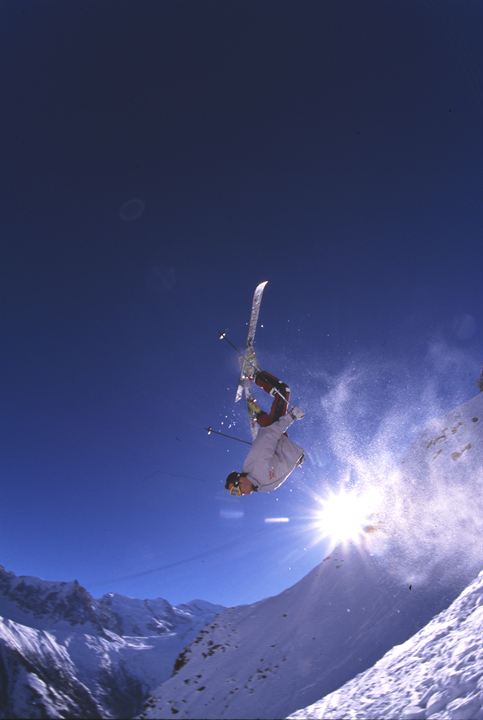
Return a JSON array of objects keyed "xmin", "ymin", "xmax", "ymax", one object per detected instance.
[{"xmin": 253, "ymin": 280, "xmax": 268, "ymax": 294}]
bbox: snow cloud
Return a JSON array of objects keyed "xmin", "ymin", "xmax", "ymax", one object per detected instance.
[{"xmin": 304, "ymin": 341, "xmax": 483, "ymax": 588}]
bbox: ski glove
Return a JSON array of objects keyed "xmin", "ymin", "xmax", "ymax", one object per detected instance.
[
  {"xmin": 247, "ymin": 398, "xmax": 262, "ymax": 415},
  {"xmin": 290, "ymin": 406, "xmax": 305, "ymax": 420}
]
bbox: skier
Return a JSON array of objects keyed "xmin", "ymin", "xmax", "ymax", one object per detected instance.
[{"xmin": 225, "ymin": 370, "xmax": 305, "ymax": 496}]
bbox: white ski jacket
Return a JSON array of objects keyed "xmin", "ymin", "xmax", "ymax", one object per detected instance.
[{"xmin": 242, "ymin": 413, "xmax": 304, "ymax": 493}]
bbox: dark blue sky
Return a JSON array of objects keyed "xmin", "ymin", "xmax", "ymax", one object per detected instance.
[{"xmin": 1, "ymin": 1, "xmax": 483, "ymax": 606}]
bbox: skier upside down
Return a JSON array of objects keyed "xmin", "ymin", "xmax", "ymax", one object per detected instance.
[{"xmin": 225, "ymin": 370, "xmax": 305, "ymax": 496}]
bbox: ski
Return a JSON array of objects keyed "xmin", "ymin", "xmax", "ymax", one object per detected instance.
[
  {"xmin": 235, "ymin": 280, "xmax": 268, "ymax": 439},
  {"xmin": 235, "ymin": 280, "xmax": 268, "ymax": 402}
]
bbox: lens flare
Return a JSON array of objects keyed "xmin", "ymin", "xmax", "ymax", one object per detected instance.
[{"xmin": 315, "ymin": 487, "xmax": 379, "ymax": 546}]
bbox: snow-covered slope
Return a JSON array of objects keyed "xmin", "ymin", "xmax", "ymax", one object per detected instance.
[
  {"xmin": 143, "ymin": 393, "xmax": 483, "ymax": 720},
  {"xmin": 143, "ymin": 547, "xmax": 462, "ymax": 720},
  {"xmin": 289, "ymin": 569, "xmax": 483, "ymax": 720},
  {"xmin": 0, "ymin": 566, "xmax": 223, "ymax": 718}
]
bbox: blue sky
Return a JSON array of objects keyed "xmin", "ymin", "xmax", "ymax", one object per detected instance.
[{"xmin": 1, "ymin": 1, "xmax": 483, "ymax": 607}]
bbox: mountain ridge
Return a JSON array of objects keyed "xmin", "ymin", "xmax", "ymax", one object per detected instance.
[{"xmin": 0, "ymin": 565, "xmax": 223, "ymax": 718}]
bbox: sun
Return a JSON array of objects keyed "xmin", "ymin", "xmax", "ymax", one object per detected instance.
[{"xmin": 313, "ymin": 486, "xmax": 378, "ymax": 547}]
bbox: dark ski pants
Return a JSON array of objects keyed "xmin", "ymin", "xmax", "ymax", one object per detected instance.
[{"xmin": 254, "ymin": 371, "xmax": 290, "ymax": 427}]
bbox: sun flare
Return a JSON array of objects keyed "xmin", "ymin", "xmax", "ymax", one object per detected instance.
[{"xmin": 314, "ymin": 487, "xmax": 378, "ymax": 546}]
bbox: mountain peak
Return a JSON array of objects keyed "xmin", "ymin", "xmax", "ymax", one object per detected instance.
[
  {"xmin": 0, "ymin": 567, "xmax": 100, "ymax": 627},
  {"xmin": 0, "ymin": 566, "xmax": 223, "ymax": 718}
]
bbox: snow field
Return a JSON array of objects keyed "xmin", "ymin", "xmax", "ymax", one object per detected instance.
[{"xmin": 289, "ymin": 570, "xmax": 483, "ymax": 720}]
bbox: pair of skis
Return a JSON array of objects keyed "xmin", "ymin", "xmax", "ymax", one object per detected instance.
[
  {"xmin": 217, "ymin": 280, "xmax": 268, "ymax": 440},
  {"xmin": 218, "ymin": 280, "xmax": 289, "ymax": 441},
  {"xmin": 234, "ymin": 280, "xmax": 268, "ymax": 439}
]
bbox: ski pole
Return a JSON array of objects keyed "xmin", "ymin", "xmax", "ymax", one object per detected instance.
[
  {"xmin": 218, "ymin": 328, "xmax": 261, "ymax": 385},
  {"xmin": 205, "ymin": 426, "xmax": 251, "ymax": 446},
  {"xmin": 219, "ymin": 330, "xmax": 258, "ymax": 373},
  {"xmin": 218, "ymin": 329, "xmax": 242, "ymax": 355}
]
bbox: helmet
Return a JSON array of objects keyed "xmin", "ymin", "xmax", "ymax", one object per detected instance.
[{"xmin": 225, "ymin": 471, "xmax": 242, "ymax": 495}]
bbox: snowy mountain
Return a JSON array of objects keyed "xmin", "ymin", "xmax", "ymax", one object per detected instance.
[
  {"xmin": 289, "ymin": 569, "xmax": 483, "ymax": 720},
  {"xmin": 0, "ymin": 566, "xmax": 223, "ymax": 718},
  {"xmin": 2, "ymin": 392, "xmax": 482, "ymax": 719},
  {"xmin": 142, "ymin": 545, "xmax": 462, "ymax": 720},
  {"xmin": 143, "ymin": 392, "xmax": 483, "ymax": 719}
]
